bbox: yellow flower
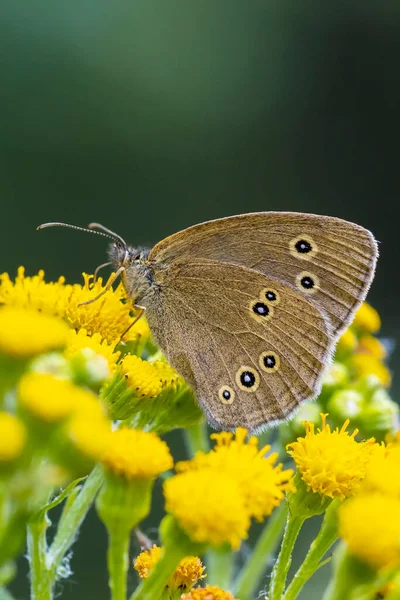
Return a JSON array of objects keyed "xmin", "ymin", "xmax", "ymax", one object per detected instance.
[
  {"xmin": 164, "ymin": 468, "xmax": 250, "ymax": 549},
  {"xmin": 351, "ymin": 354, "xmax": 391, "ymax": 387},
  {"xmin": 18, "ymin": 372, "xmax": 99, "ymax": 423},
  {"xmin": 172, "ymin": 556, "xmax": 206, "ymax": 590},
  {"xmin": 181, "ymin": 586, "xmax": 237, "ymax": 600},
  {"xmin": 286, "ymin": 414, "xmax": 376, "ymax": 499},
  {"xmin": 67, "ymin": 398, "xmax": 111, "ymax": 461},
  {"xmin": 337, "ymin": 329, "xmax": 358, "ymax": 354},
  {"xmin": 64, "ymin": 328, "xmax": 120, "ymax": 371},
  {"xmin": 0, "ymin": 267, "xmax": 69, "ymax": 316},
  {"xmin": 119, "ymin": 355, "xmax": 163, "ymax": 398},
  {"xmin": 353, "ymin": 302, "xmax": 381, "ymax": 333},
  {"xmin": 359, "ymin": 441, "xmax": 400, "ymax": 498},
  {"xmin": 358, "ymin": 334, "xmax": 387, "ymax": 360},
  {"xmin": 101, "ymin": 427, "xmax": 173, "ymax": 480},
  {"xmin": 0, "ymin": 412, "xmax": 27, "ymax": 461},
  {"xmin": 177, "ymin": 428, "xmax": 294, "ymax": 521},
  {"xmin": 0, "ymin": 307, "xmax": 69, "ymax": 357},
  {"xmin": 134, "ymin": 545, "xmax": 206, "ymax": 589},
  {"xmin": 64, "ymin": 274, "xmax": 137, "ymax": 343},
  {"xmin": 152, "ymin": 359, "xmax": 183, "ymax": 390},
  {"xmin": 134, "ymin": 545, "xmax": 163, "ymax": 578},
  {"xmin": 339, "ymin": 492, "xmax": 400, "ymax": 570},
  {"xmin": 0, "ymin": 268, "xmax": 144, "ymax": 344}
]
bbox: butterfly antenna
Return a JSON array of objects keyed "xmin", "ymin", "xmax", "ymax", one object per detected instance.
[
  {"xmin": 37, "ymin": 222, "xmax": 117, "ymax": 242},
  {"xmin": 88, "ymin": 223, "xmax": 127, "ymax": 246}
]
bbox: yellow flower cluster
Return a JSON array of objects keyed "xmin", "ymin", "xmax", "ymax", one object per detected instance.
[
  {"xmin": 165, "ymin": 428, "xmax": 293, "ymax": 549},
  {"xmin": 18, "ymin": 372, "xmax": 111, "ymax": 463},
  {"xmin": 101, "ymin": 427, "xmax": 173, "ymax": 480},
  {"xmin": 0, "ymin": 307, "xmax": 69, "ymax": 357},
  {"xmin": 64, "ymin": 328, "xmax": 120, "ymax": 372},
  {"xmin": 339, "ymin": 434, "xmax": 400, "ymax": 570},
  {"xmin": 0, "ymin": 267, "xmax": 148, "ymax": 344},
  {"xmin": 337, "ymin": 302, "xmax": 390, "ymax": 386},
  {"xmin": 287, "ymin": 414, "xmax": 375, "ymax": 499},
  {"xmin": 281, "ymin": 302, "xmax": 396, "ymax": 451},
  {"xmin": 134, "ymin": 545, "xmax": 206, "ymax": 590},
  {"xmin": 178, "ymin": 428, "xmax": 295, "ymax": 520},
  {"xmin": 181, "ymin": 586, "xmax": 238, "ymax": 600},
  {"xmin": 0, "ymin": 412, "xmax": 26, "ymax": 462}
]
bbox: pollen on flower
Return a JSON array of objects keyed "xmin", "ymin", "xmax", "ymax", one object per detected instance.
[
  {"xmin": 177, "ymin": 427, "xmax": 294, "ymax": 521},
  {"xmin": 134, "ymin": 545, "xmax": 163, "ymax": 578},
  {"xmin": 0, "ymin": 412, "xmax": 27, "ymax": 461},
  {"xmin": 18, "ymin": 372, "xmax": 100, "ymax": 423},
  {"xmin": 339, "ymin": 492, "xmax": 400, "ymax": 570},
  {"xmin": 353, "ymin": 302, "xmax": 381, "ymax": 334},
  {"xmin": 64, "ymin": 328, "xmax": 120, "ymax": 371},
  {"xmin": 134, "ymin": 545, "xmax": 206, "ymax": 589},
  {"xmin": 0, "ymin": 307, "xmax": 69, "ymax": 357},
  {"xmin": 101, "ymin": 427, "xmax": 173, "ymax": 480},
  {"xmin": 64, "ymin": 274, "xmax": 137, "ymax": 343},
  {"xmin": 286, "ymin": 414, "xmax": 376, "ymax": 499},
  {"xmin": 119, "ymin": 355, "xmax": 163, "ymax": 398},
  {"xmin": 181, "ymin": 585, "xmax": 238, "ymax": 600},
  {"xmin": 164, "ymin": 468, "xmax": 250, "ymax": 549},
  {"xmin": 151, "ymin": 360, "xmax": 183, "ymax": 390}
]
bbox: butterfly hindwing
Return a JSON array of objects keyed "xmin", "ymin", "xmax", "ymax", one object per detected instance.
[{"xmin": 146, "ymin": 259, "xmax": 333, "ymax": 431}]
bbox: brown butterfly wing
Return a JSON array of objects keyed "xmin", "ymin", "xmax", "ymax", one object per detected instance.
[
  {"xmin": 148, "ymin": 212, "xmax": 378, "ymax": 338},
  {"xmin": 145, "ymin": 260, "xmax": 333, "ymax": 431}
]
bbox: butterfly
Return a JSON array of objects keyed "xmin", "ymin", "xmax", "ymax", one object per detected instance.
[{"xmin": 38, "ymin": 212, "xmax": 378, "ymax": 432}]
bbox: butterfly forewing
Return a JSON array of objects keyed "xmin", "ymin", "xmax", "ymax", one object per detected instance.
[{"xmin": 149, "ymin": 212, "xmax": 378, "ymax": 338}]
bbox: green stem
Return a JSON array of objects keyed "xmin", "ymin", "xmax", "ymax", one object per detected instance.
[
  {"xmin": 206, "ymin": 546, "xmax": 234, "ymax": 590},
  {"xmin": 129, "ymin": 546, "xmax": 184, "ymax": 600},
  {"xmin": 183, "ymin": 421, "xmax": 209, "ymax": 457},
  {"xmin": 107, "ymin": 528, "xmax": 130, "ymax": 600},
  {"xmin": 234, "ymin": 501, "xmax": 288, "ymax": 600},
  {"xmin": 268, "ymin": 513, "xmax": 305, "ymax": 600},
  {"xmin": 27, "ymin": 516, "xmax": 52, "ymax": 600},
  {"xmin": 322, "ymin": 543, "xmax": 375, "ymax": 600},
  {"xmin": 47, "ymin": 465, "xmax": 103, "ymax": 578},
  {"xmin": 284, "ymin": 501, "xmax": 339, "ymax": 600}
]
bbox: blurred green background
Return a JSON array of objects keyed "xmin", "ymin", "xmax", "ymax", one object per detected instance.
[{"xmin": 1, "ymin": 1, "xmax": 399, "ymax": 598}]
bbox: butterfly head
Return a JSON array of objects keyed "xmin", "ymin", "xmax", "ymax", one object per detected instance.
[
  {"xmin": 37, "ymin": 221, "xmax": 153, "ymax": 304},
  {"xmin": 108, "ymin": 241, "xmax": 152, "ymax": 302}
]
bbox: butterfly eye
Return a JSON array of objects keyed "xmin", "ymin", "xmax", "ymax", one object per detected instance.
[
  {"xmin": 290, "ymin": 235, "xmax": 318, "ymax": 260},
  {"xmin": 218, "ymin": 385, "xmax": 235, "ymax": 405},
  {"xmin": 296, "ymin": 271, "xmax": 320, "ymax": 294},
  {"xmin": 259, "ymin": 351, "xmax": 280, "ymax": 373},
  {"xmin": 235, "ymin": 366, "xmax": 260, "ymax": 392}
]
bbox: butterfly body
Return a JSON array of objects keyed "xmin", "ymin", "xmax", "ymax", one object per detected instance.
[{"xmin": 105, "ymin": 211, "xmax": 378, "ymax": 433}]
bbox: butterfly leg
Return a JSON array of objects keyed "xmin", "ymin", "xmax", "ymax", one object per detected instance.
[
  {"xmin": 119, "ymin": 304, "xmax": 146, "ymax": 341},
  {"xmin": 78, "ymin": 266, "xmax": 126, "ymax": 306}
]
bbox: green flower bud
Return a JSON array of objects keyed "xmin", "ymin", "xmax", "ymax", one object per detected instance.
[
  {"xmin": 327, "ymin": 389, "xmax": 364, "ymax": 424},
  {"xmin": 69, "ymin": 348, "xmax": 110, "ymax": 390},
  {"xmin": 279, "ymin": 402, "xmax": 323, "ymax": 447}
]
